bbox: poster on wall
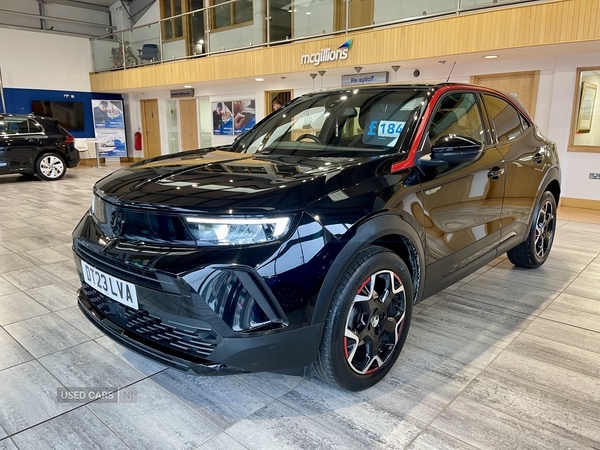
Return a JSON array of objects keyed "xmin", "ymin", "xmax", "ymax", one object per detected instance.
[
  {"xmin": 92, "ymin": 99, "xmax": 127, "ymax": 157},
  {"xmin": 212, "ymin": 99, "xmax": 256, "ymax": 136},
  {"xmin": 212, "ymin": 101, "xmax": 233, "ymax": 135},
  {"xmin": 233, "ymin": 100, "xmax": 256, "ymax": 135}
]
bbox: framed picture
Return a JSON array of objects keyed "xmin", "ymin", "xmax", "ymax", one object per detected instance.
[{"xmin": 576, "ymin": 81, "xmax": 597, "ymax": 133}]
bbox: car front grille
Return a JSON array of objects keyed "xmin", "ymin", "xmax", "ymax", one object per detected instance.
[{"xmin": 82, "ymin": 283, "xmax": 217, "ymax": 358}]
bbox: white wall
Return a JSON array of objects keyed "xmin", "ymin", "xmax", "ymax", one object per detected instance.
[
  {"xmin": 136, "ymin": 1, "xmax": 161, "ymax": 26},
  {"xmin": 0, "ymin": 27, "xmax": 93, "ymax": 91}
]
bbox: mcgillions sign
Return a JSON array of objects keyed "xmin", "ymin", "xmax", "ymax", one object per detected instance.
[{"xmin": 301, "ymin": 39, "xmax": 353, "ymax": 66}]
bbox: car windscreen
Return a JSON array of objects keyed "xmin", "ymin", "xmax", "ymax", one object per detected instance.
[{"xmin": 231, "ymin": 89, "xmax": 427, "ymax": 157}]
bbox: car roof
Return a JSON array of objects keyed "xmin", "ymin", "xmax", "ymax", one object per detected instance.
[
  {"xmin": 0, "ymin": 113, "xmax": 56, "ymax": 122},
  {"xmin": 305, "ymin": 82, "xmax": 488, "ymax": 93}
]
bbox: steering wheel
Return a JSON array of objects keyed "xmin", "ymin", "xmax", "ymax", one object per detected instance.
[{"xmin": 295, "ymin": 134, "xmax": 323, "ymax": 143}]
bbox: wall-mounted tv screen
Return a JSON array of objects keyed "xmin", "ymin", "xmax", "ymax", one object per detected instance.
[{"xmin": 31, "ymin": 100, "xmax": 85, "ymax": 130}]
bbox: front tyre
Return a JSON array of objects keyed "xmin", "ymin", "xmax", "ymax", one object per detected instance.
[
  {"xmin": 36, "ymin": 153, "xmax": 66, "ymax": 181},
  {"xmin": 507, "ymin": 191, "xmax": 557, "ymax": 268},
  {"xmin": 313, "ymin": 246, "xmax": 413, "ymax": 391}
]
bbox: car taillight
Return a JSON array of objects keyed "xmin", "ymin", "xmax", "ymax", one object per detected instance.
[{"xmin": 65, "ymin": 135, "xmax": 74, "ymax": 144}]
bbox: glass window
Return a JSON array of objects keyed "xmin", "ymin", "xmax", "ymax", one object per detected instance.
[
  {"xmin": 211, "ymin": 0, "xmax": 253, "ymax": 30},
  {"xmin": 160, "ymin": 0, "xmax": 186, "ymax": 40},
  {"xmin": 234, "ymin": 89, "xmax": 427, "ymax": 155},
  {"xmin": 28, "ymin": 120, "xmax": 43, "ymax": 133},
  {"xmin": 166, "ymin": 100, "xmax": 179, "ymax": 154},
  {"xmin": 214, "ymin": 0, "xmax": 232, "ymax": 28},
  {"xmin": 429, "ymin": 93, "xmax": 485, "ymax": 145},
  {"xmin": 483, "ymin": 94, "xmax": 524, "ymax": 142},
  {"xmin": 4, "ymin": 118, "xmax": 29, "ymax": 134},
  {"xmin": 234, "ymin": 0, "xmax": 253, "ymax": 24},
  {"xmin": 571, "ymin": 68, "xmax": 600, "ymax": 150}
]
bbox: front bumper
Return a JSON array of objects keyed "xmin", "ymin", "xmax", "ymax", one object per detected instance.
[
  {"xmin": 74, "ymin": 248, "xmax": 324, "ymax": 375},
  {"xmin": 78, "ymin": 291, "xmax": 238, "ymax": 375}
]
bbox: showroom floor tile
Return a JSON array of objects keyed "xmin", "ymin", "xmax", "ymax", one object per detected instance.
[{"xmin": 1, "ymin": 167, "xmax": 600, "ymax": 449}]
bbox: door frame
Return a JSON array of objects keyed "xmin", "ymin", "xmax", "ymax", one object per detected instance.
[{"xmin": 265, "ymin": 90, "xmax": 294, "ymax": 115}]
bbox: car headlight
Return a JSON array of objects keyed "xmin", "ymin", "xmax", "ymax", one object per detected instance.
[{"xmin": 184, "ymin": 216, "xmax": 291, "ymax": 245}]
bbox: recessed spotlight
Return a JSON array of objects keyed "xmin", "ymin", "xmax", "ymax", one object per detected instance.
[
  {"xmin": 255, "ymin": 78, "xmax": 264, "ymax": 81},
  {"xmin": 484, "ymin": 55, "xmax": 498, "ymax": 59},
  {"xmin": 306, "ymin": 11, "xmax": 312, "ymax": 15},
  {"xmin": 183, "ymin": 85, "xmax": 192, "ymax": 88}
]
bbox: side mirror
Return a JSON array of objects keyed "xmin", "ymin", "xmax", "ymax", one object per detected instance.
[{"xmin": 431, "ymin": 135, "xmax": 483, "ymax": 165}]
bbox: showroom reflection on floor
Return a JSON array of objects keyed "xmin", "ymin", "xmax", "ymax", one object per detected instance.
[{"xmin": 0, "ymin": 166, "xmax": 599, "ymax": 449}]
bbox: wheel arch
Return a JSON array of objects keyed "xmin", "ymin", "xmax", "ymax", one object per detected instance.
[
  {"xmin": 526, "ymin": 168, "xmax": 560, "ymax": 231},
  {"xmin": 545, "ymin": 178, "xmax": 561, "ymax": 205},
  {"xmin": 311, "ymin": 214, "xmax": 425, "ymax": 326},
  {"xmin": 34, "ymin": 149, "xmax": 66, "ymax": 166}
]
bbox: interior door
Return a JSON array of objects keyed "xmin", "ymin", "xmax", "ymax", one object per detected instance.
[
  {"xmin": 471, "ymin": 71, "xmax": 539, "ymax": 117},
  {"xmin": 419, "ymin": 92, "xmax": 505, "ymax": 294},
  {"xmin": 336, "ymin": 0, "xmax": 374, "ymax": 30},
  {"xmin": 179, "ymin": 99, "xmax": 199, "ymax": 151},
  {"xmin": 141, "ymin": 99, "xmax": 162, "ymax": 159}
]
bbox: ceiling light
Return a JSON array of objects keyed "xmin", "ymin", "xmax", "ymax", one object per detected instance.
[
  {"xmin": 306, "ymin": 11, "xmax": 312, "ymax": 15},
  {"xmin": 255, "ymin": 78, "xmax": 264, "ymax": 81},
  {"xmin": 183, "ymin": 85, "xmax": 192, "ymax": 88},
  {"xmin": 484, "ymin": 55, "xmax": 498, "ymax": 59}
]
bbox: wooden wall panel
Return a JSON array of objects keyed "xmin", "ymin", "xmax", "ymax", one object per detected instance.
[{"xmin": 91, "ymin": 0, "xmax": 600, "ymax": 92}]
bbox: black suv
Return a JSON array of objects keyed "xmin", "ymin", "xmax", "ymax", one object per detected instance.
[
  {"xmin": 0, "ymin": 114, "xmax": 80, "ymax": 180},
  {"xmin": 73, "ymin": 84, "xmax": 560, "ymax": 390}
]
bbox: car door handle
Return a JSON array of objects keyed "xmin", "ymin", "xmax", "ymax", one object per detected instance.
[
  {"xmin": 487, "ymin": 167, "xmax": 504, "ymax": 180},
  {"xmin": 533, "ymin": 153, "xmax": 544, "ymax": 164}
]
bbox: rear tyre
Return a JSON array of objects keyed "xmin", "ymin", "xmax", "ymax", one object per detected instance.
[
  {"xmin": 35, "ymin": 153, "xmax": 66, "ymax": 181},
  {"xmin": 507, "ymin": 191, "xmax": 556, "ymax": 268},
  {"xmin": 313, "ymin": 246, "xmax": 413, "ymax": 391}
]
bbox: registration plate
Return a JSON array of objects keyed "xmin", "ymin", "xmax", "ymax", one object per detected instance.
[{"xmin": 81, "ymin": 260, "xmax": 138, "ymax": 310}]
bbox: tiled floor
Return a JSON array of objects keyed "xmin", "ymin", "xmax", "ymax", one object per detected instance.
[{"xmin": 1, "ymin": 167, "xmax": 600, "ymax": 449}]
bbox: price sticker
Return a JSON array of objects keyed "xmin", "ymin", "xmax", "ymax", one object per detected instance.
[{"xmin": 378, "ymin": 121, "xmax": 405, "ymax": 137}]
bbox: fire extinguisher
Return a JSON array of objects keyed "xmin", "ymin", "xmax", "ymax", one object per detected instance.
[{"xmin": 134, "ymin": 131, "xmax": 142, "ymax": 151}]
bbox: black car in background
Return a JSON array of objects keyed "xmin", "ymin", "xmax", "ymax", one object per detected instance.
[
  {"xmin": 0, "ymin": 114, "xmax": 80, "ymax": 180},
  {"xmin": 73, "ymin": 84, "xmax": 560, "ymax": 390}
]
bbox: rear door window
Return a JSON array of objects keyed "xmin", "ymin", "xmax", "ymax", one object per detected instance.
[
  {"xmin": 28, "ymin": 120, "xmax": 43, "ymax": 133},
  {"xmin": 483, "ymin": 94, "xmax": 527, "ymax": 142}
]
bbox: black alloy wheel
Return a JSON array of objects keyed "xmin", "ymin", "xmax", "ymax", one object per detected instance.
[
  {"xmin": 313, "ymin": 246, "xmax": 413, "ymax": 391},
  {"xmin": 508, "ymin": 190, "xmax": 557, "ymax": 268},
  {"xmin": 344, "ymin": 269, "xmax": 407, "ymax": 375}
]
